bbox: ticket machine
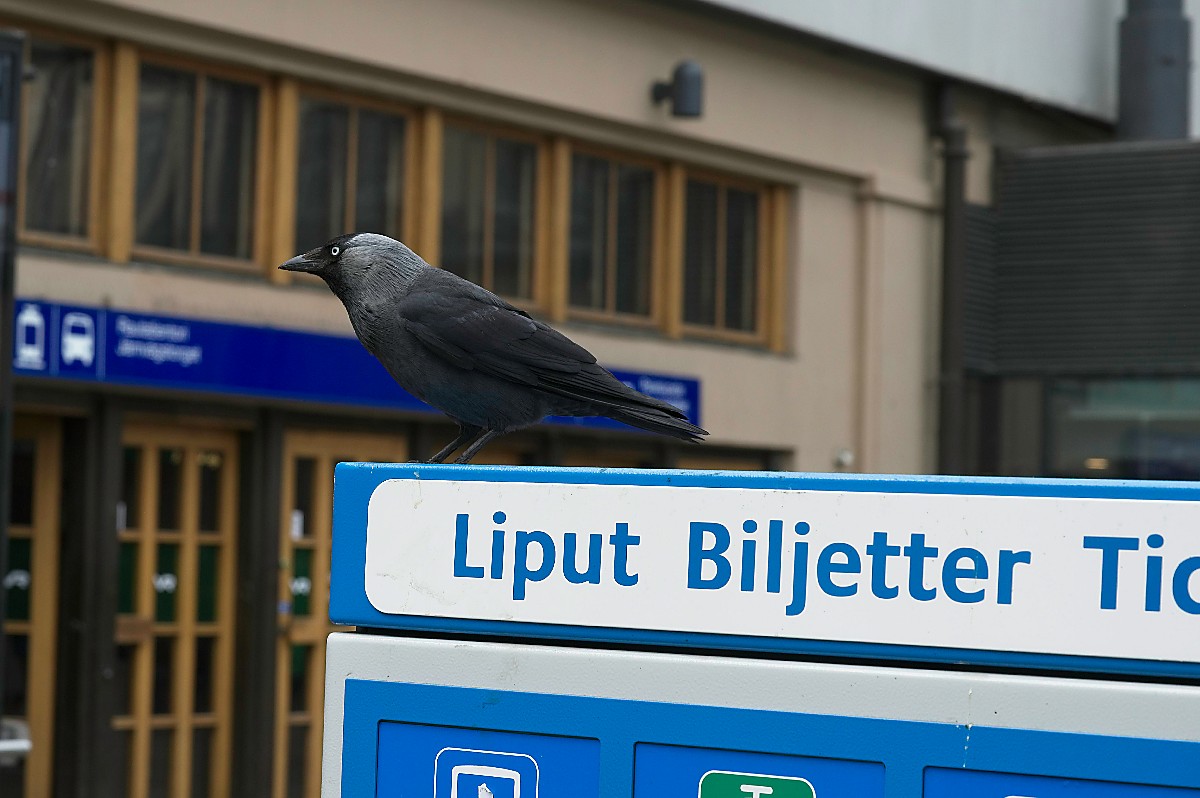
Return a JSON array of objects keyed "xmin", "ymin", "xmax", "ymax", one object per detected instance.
[{"xmin": 322, "ymin": 465, "xmax": 1200, "ymax": 796}]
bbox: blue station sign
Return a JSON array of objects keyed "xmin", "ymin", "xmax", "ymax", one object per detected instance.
[{"xmin": 10, "ymin": 298, "xmax": 701, "ymax": 429}]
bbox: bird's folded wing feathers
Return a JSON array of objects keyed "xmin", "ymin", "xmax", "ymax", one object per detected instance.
[{"xmin": 398, "ymin": 274, "xmax": 686, "ymax": 417}]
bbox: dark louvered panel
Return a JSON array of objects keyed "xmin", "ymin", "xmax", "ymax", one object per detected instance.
[
  {"xmin": 994, "ymin": 140, "xmax": 1200, "ymax": 374},
  {"xmin": 964, "ymin": 203, "xmax": 998, "ymax": 374}
]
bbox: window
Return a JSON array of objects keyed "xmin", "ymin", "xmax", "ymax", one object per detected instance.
[
  {"xmin": 135, "ymin": 61, "xmax": 260, "ymax": 261},
  {"xmin": 683, "ymin": 177, "xmax": 764, "ymax": 335},
  {"xmin": 569, "ymin": 152, "xmax": 655, "ymax": 318},
  {"xmin": 22, "ymin": 35, "xmax": 98, "ymax": 242},
  {"xmin": 441, "ymin": 123, "xmax": 539, "ymax": 299},
  {"xmin": 293, "ymin": 94, "xmax": 409, "ymax": 253}
]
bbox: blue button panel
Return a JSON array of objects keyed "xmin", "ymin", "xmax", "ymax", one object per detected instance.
[
  {"xmin": 377, "ymin": 722, "xmax": 600, "ymax": 798},
  {"xmin": 925, "ymin": 768, "xmax": 1200, "ymax": 797},
  {"xmin": 635, "ymin": 743, "xmax": 884, "ymax": 797},
  {"xmin": 338, "ymin": 679, "xmax": 1200, "ymax": 797}
]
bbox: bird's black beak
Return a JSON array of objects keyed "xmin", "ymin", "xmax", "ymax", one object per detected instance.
[{"xmin": 279, "ymin": 253, "xmax": 319, "ymax": 274}]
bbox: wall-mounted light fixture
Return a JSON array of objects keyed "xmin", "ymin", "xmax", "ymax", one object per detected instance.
[{"xmin": 651, "ymin": 60, "xmax": 704, "ymax": 118}]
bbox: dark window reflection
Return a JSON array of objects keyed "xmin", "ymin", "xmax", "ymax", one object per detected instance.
[
  {"xmin": 25, "ymin": 39, "xmax": 94, "ymax": 237},
  {"xmin": 9, "ymin": 439, "xmax": 34, "ymax": 526},
  {"xmin": 136, "ymin": 65, "xmax": 195, "ymax": 250},
  {"xmin": 569, "ymin": 154, "xmax": 608, "ymax": 310},
  {"xmin": 441, "ymin": 125, "xmax": 487, "ymax": 285},
  {"xmin": 683, "ymin": 179, "xmax": 718, "ymax": 326},
  {"xmin": 294, "ymin": 98, "xmax": 349, "ymax": 253},
  {"xmin": 355, "ymin": 109, "xmax": 407, "ymax": 237},
  {"xmin": 200, "ymin": 77, "xmax": 258, "ymax": 257}
]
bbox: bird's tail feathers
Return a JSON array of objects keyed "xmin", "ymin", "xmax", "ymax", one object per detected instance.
[{"xmin": 606, "ymin": 406, "xmax": 708, "ymax": 443}]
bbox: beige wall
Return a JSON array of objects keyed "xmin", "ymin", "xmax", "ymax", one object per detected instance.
[{"xmin": 9, "ymin": 0, "xmax": 1102, "ymax": 473}]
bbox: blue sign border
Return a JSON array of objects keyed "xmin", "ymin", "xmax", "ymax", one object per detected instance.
[
  {"xmin": 339, "ymin": 677, "xmax": 1200, "ymax": 797},
  {"xmin": 330, "ymin": 465, "xmax": 1200, "ymax": 680}
]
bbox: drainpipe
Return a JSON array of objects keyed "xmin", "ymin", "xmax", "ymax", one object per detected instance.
[
  {"xmin": 934, "ymin": 84, "xmax": 970, "ymax": 475},
  {"xmin": 1119, "ymin": 0, "xmax": 1191, "ymax": 141}
]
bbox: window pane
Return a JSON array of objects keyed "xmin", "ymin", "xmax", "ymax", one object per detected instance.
[
  {"xmin": 157, "ymin": 447, "xmax": 183, "ymax": 531},
  {"xmin": 8, "ymin": 438, "xmax": 33, "ymax": 526},
  {"xmin": 191, "ymin": 726, "xmax": 213, "ymax": 798},
  {"xmin": 25, "ymin": 39, "xmax": 94, "ymax": 236},
  {"xmin": 136, "ymin": 64, "xmax": 195, "ymax": 250},
  {"xmin": 120, "ymin": 446, "xmax": 142, "ymax": 530},
  {"xmin": 615, "ymin": 164, "xmax": 654, "ymax": 316},
  {"xmin": 725, "ymin": 188, "xmax": 759, "ymax": 331},
  {"xmin": 155, "ymin": 543, "xmax": 179, "ymax": 622},
  {"xmin": 200, "ymin": 77, "xmax": 258, "ymax": 258},
  {"xmin": 114, "ymin": 643, "xmax": 136, "ymax": 716},
  {"xmin": 5, "ymin": 537, "xmax": 30, "ymax": 621},
  {"xmin": 440, "ymin": 126, "xmax": 486, "ymax": 284},
  {"xmin": 683, "ymin": 179, "xmax": 718, "ymax": 326},
  {"xmin": 291, "ymin": 548, "xmax": 312, "ymax": 617},
  {"xmin": 290, "ymin": 457, "xmax": 315, "ymax": 540},
  {"xmin": 295, "ymin": 98, "xmax": 349, "ymax": 253},
  {"xmin": 568, "ymin": 154, "xmax": 607, "ymax": 310},
  {"xmin": 1, "ymin": 633, "xmax": 27, "ymax": 716},
  {"xmin": 197, "ymin": 450, "xmax": 223, "ymax": 532},
  {"xmin": 194, "ymin": 636, "xmax": 215, "ymax": 713},
  {"xmin": 150, "ymin": 729, "xmax": 174, "ymax": 797},
  {"xmin": 355, "ymin": 109, "xmax": 407, "ymax": 238},
  {"xmin": 197, "ymin": 545, "xmax": 219, "ymax": 622},
  {"xmin": 286, "ymin": 725, "xmax": 308, "ymax": 798},
  {"xmin": 290, "ymin": 644, "xmax": 311, "ymax": 712},
  {"xmin": 152, "ymin": 637, "xmax": 174, "ymax": 714},
  {"xmin": 493, "ymin": 137, "xmax": 537, "ymax": 298},
  {"xmin": 118, "ymin": 542, "xmax": 139, "ymax": 614}
]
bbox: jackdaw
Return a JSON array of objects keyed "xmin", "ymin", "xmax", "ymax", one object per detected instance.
[{"xmin": 280, "ymin": 233, "xmax": 708, "ymax": 463}]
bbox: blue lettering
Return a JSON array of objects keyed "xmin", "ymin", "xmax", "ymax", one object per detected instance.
[
  {"xmin": 942, "ymin": 547, "xmax": 988, "ymax": 604},
  {"xmin": 512, "ymin": 530, "xmax": 555, "ymax": 600},
  {"xmin": 766, "ymin": 520, "xmax": 783, "ymax": 593},
  {"xmin": 688, "ymin": 522, "xmax": 730, "ymax": 589},
  {"xmin": 1173, "ymin": 556, "xmax": 1200, "ymax": 615},
  {"xmin": 865, "ymin": 531, "xmax": 900, "ymax": 599},
  {"xmin": 453, "ymin": 513, "xmax": 484, "ymax": 578},
  {"xmin": 784, "ymin": 522, "xmax": 810, "ymax": 615},
  {"xmin": 1083, "ymin": 536, "xmax": 1140, "ymax": 610},
  {"xmin": 740, "ymin": 520, "xmax": 758, "ymax": 592},
  {"xmin": 610, "ymin": 522, "xmax": 640, "ymax": 586},
  {"xmin": 563, "ymin": 532, "xmax": 602, "ymax": 585},
  {"xmin": 904, "ymin": 533, "xmax": 938, "ymax": 601},
  {"xmin": 997, "ymin": 549, "xmax": 1031, "ymax": 605},
  {"xmin": 816, "ymin": 542, "xmax": 860, "ymax": 597}
]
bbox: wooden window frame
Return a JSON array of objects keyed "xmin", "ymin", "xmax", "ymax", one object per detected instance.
[
  {"xmin": 13, "ymin": 23, "xmax": 110, "ymax": 255},
  {"xmin": 438, "ymin": 115, "xmax": 550, "ymax": 308},
  {"xmin": 123, "ymin": 50, "xmax": 273, "ymax": 273},
  {"xmin": 563, "ymin": 142, "xmax": 666, "ymax": 329},
  {"xmin": 276, "ymin": 83, "xmax": 419, "ymax": 274},
  {"xmin": 677, "ymin": 167, "xmax": 778, "ymax": 347}
]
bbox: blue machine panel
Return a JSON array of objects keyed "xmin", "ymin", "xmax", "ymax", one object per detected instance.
[
  {"xmin": 336, "ymin": 677, "xmax": 1200, "ymax": 797},
  {"xmin": 634, "ymin": 743, "xmax": 883, "ymax": 797},
  {"xmin": 377, "ymin": 722, "xmax": 599, "ymax": 798},
  {"xmin": 924, "ymin": 767, "xmax": 1200, "ymax": 797}
]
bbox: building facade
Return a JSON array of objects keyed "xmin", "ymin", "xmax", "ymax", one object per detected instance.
[{"xmin": 1, "ymin": 0, "xmax": 1108, "ymax": 796}]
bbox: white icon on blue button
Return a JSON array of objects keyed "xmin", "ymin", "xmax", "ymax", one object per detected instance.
[{"xmin": 434, "ymin": 747, "xmax": 539, "ymax": 798}]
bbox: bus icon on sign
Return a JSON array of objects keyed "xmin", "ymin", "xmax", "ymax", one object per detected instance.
[
  {"xmin": 698, "ymin": 770, "xmax": 816, "ymax": 798},
  {"xmin": 434, "ymin": 748, "xmax": 538, "ymax": 798}
]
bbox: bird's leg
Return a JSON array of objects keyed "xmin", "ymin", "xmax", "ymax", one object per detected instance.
[
  {"xmin": 425, "ymin": 423, "xmax": 483, "ymax": 463},
  {"xmin": 454, "ymin": 430, "xmax": 504, "ymax": 464}
]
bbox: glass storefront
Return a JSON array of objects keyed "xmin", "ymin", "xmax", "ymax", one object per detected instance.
[{"xmin": 1048, "ymin": 379, "xmax": 1200, "ymax": 480}]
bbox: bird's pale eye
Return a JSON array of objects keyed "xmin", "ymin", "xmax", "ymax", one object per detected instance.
[{"xmin": 330, "ymin": 245, "xmax": 341, "ymax": 257}]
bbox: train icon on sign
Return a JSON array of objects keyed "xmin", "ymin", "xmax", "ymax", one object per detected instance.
[{"xmin": 434, "ymin": 748, "xmax": 538, "ymax": 798}]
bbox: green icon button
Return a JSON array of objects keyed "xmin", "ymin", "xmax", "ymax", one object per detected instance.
[{"xmin": 698, "ymin": 770, "xmax": 816, "ymax": 798}]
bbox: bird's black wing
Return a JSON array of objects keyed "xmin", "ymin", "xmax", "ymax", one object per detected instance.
[{"xmin": 398, "ymin": 269, "xmax": 686, "ymax": 416}]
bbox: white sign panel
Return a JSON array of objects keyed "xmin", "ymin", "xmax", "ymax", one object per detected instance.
[{"xmin": 364, "ymin": 480, "xmax": 1200, "ymax": 663}]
